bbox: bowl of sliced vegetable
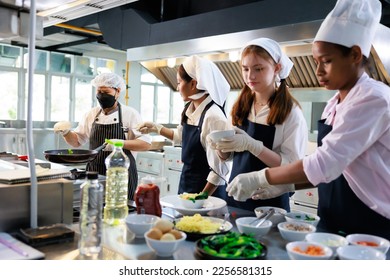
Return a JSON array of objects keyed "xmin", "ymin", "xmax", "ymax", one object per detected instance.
[
  {"xmin": 284, "ymin": 211, "xmax": 320, "ymax": 227},
  {"xmin": 194, "ymin": 232, "xmax": 267, "ymax": 260},
  {"xmin": 286, "ymin": 241, "xmax": 333, "ymax": 260},
  {"xmin": 179, "ymin": 192, "xmax": 208, "ymax": 209},
  {"xmin": 305, "ymin": 232, "xmax": 348, "ymax": 256},
  {"xmin": 346, "ymin": 233, "xmax": 389, "ymax": 254}
]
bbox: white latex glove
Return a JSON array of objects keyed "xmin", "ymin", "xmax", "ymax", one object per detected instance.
[
  {"xmin": 251, "ymin": 183, "xmax": 295, "ymax": 200},
  {"xmin": 136, "ymin": 122, "xmax": 163, "ymax": 134},
  {"xmin": 53, "ymin": 121, "xmax": 71, "ymax": 136},
  {"xmin": 216, "ymin": 126, "xmax": 264, "ymax": 156},
  {"xmin": 226, "ymin": 169, "xmax": 270, "ymax": 201}
]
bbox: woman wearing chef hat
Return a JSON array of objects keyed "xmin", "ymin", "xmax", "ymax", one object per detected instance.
[
  {"xmin": 226, "ymin": 0, "xmax": 390, "ymax": 238},
  {"xmin": 54, "ymin": 72, "xmax": 151, "ymax": 200},
  {"xmin": 138, "ymin": 55, "xmax": 230, "ymax": 196},
  {"xmin": 211, "ymin": 38, "xmax": 308, "ymax": 212}
]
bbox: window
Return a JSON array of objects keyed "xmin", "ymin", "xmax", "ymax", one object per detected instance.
[
  {"xmin": 0, "ymin": 45, "xmax": 21, "ymax": 67},
  {"xmin": 50, "ymin": 52, "xmax": 72, "ymax": 73},
  {"xmin": 50, "ymin": 76, "xmax": 70, "ymax": 121},
  {"xmin": 75, "ymin": 56, "xmax": 94, "ymax": 76},
  {"xmin": 140, "ymin": 67, "xmax": 184, "ymax": 125},
  {"xmin": 75, "ymin": 78, "xmax": 94, "ymax": 121},
  {"xmin": 25, "ymin": 74, "xmax": 46, "ymax": 121},
  {"xmin": 0, "ymin": 71, "xmax": 18, "ymax": 119}
]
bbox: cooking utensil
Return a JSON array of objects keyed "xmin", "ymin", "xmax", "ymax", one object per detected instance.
[
  {"xmin": 255, "ymin": 208, "xmax": 275, "ymax": 228},
  {"xmin": 43, "ymin": 143, "xmax": 107, "ymax": 164},
  {"xmin": 219, "ymin": 212, "xmax": 230, "ymax": 231},
  {"xmin": 249, "ymin": 208, "xmax": 275, "ymax": 227}
]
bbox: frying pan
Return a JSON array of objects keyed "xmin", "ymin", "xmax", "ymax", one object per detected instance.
[{"xmin": 44, "ymin": 143, "xmax": 107, "ymax": 164}]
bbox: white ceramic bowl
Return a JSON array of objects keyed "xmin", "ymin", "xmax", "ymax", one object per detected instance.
[
  {"xmin": 286, "ymin": 241, "xmax": 333, "ymax": 260},
  {"xmin": 305, "ymin": 232, "xmax": 348, "ymax": 256},
  {"xmin": 208, "ymin": 130, "xmax": 235, "ymax": 142},
  {"xmin": 254, "ymin": 206, "xmax": 287, "ymax": 227},
  {"xmin": 144, "ymin": 231, "xmax": 187, "ymax": 257},
  {"xmin": 179, "ymin": 197, "xmax": 206, "ymax": 209},
  {"xmin": 284, "ymin": 211, "xmax": 320, "ymax": 227},
  {"xmin": 346, "ymin": 233, "xmax": 390, "ymax": 254},
  {"xmin": 278, "ymin": 221, "xmax": 316, "ymax": 242},
  {"xmin": 125, "ymin": 214, "xmax": 160, "ymax": 238},
  {"xmin": 337, "ymin": 245, "xmax": 386, "ymax": 260},
  {"xmin": 235, "ymin": 217, "xmax": 272, "ymax": 237}
]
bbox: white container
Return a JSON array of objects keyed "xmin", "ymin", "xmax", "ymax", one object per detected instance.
[
  {"xmin": 254, "ymin": 206, "xmax": 287, "ymax": 227},
  {"xmin": 286, "ymin": 241, "xmax": 333, "ymax": 260},
  {"xmin": 145, "ymin": 231, "xmax": 186, "ymax": 257},
  {"xmin": 125, "ymin": 214, "xmax": 160, "ymax": 238},
  {"xmin": 337, "ymin": 245, "xmax": 385, "ymax": 260},
  {"xmin": 305, "ymin": 232, "xmax": 348, "ymax": 257},
  {"xmin": 236, "ymin": 217, "xmax": 272, "ymax": 237},
  {"xmin": 278, "ymin": 221, "xmax": 316, "ymax": 242},
  {"xmin": 346, "ymin": 233, "xmax": 390, "ymax": 254}
]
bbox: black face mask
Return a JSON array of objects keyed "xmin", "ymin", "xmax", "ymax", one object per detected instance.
[{"xmin": 96, "ymin": 93, "xmax": 116, "ymax": 109}]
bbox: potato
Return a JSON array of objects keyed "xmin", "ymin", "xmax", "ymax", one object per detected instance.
[
  {"xmin": 155, "ymin": 219, "xmax": 174, "ymax": 233},
  {"xmin": 146, "ymin": 228, "xmax": 163, "ymax": 240},
  {"xmin": 169, "ymin": 229, "xmax": 183, "ymax": 240},
  {"xmin": 160, "ymin": 233, "xmax": 176, "ymax": 241}
]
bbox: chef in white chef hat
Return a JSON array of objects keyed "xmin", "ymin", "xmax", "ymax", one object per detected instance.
[
  {"xmin": 182, "ymin": 55, "xmax": 230, "ymax": 107},
  {"xmin": 314, "ymin": 0, "xmax": 381, "ymax": 58},
  {"xmin": 225, "ymin": 0, "xmax": 390, "ymax": 241},
  {"xmin": 241, "ymin": 37, "xmax": 294, "ymax": 81}
]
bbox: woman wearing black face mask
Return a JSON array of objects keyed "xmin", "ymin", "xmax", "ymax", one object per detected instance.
[{"xmin": 55, "ymin": 73, "xmax": 151, "ymax": 200}]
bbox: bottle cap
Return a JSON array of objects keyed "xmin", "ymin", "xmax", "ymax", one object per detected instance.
[
  {"xmin": 86, "ymin": 171, "xmax": 99, "ymax": 180},
  {"xmin": 114, "ymin": 142, "xmax": 124, "ymax": 148}
]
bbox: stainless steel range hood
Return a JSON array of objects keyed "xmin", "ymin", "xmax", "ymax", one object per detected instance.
[{"xmin": 138, "ymin": 23, "xmax": 390, "ymax": 92}]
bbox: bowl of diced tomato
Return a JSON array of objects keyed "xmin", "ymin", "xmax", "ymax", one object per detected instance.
[
  {"xmin": 286, "ymin": 241, "xmax": 333, "ymax": 260},
  {"xmin": 346, "ymin": 233, "xmax": 389, "ymax": 254}
]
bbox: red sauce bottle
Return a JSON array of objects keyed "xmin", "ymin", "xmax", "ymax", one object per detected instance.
[{"xmin": 134, "ymin": 178, "xmax": 162, "ymax": 217}]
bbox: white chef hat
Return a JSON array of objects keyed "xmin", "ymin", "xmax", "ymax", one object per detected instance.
[
  {"xmin": 182, "ymin": 55, "xmax": 230, "ymax": 107},
  {"xmin": 241, "ymin": 37, "xmax": 294, "ymax": 80},
  {"xmin": 314, "ymin": 0, "xmax": 381, "ymax": 58},
  {"xmin": 91, "ymin": 72, "xmax": 126, "ymax": 92}
]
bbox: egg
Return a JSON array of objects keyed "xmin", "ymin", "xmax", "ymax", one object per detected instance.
[
  {"xmin": 146, "ymin": 228, "xmax": 163, "ymax": 240},
  {"xmin": 155, "ymin": 219, "xmax": 174, "ymax": 233},
  {"xmin": 160, "ymin": 233, "xmax": 176, "ymax": 241},
  {"xmin": 169, "ymin": 229, "xmax": 183, "ymax": 240}
]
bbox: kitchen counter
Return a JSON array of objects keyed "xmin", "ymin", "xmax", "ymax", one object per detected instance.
[{"xmin": 30, "ymin": 206, "xmax": 390, "ymax": 260}]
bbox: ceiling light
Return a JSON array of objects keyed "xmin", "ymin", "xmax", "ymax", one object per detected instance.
[{"xmin": 167, "ymin": 58, "xmax": 176, "ymax": 68}]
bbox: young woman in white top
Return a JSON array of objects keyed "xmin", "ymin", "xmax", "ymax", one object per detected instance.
[
  {"xmin": 138, "ymin": 55, "xmax": 230, "ymax": 196},
  {"xmin": 212, "ymin": 38, "xmax": 308, "ymax": 211}
]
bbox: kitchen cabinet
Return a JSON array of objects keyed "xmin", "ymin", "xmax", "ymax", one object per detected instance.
[{"xmin": 163, "ymin": 146, "xmax": 182, "ymax": 195}]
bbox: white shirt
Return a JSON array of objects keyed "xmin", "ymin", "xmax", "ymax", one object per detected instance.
[
  {"xmin": 303, "ymin": 73, "xmax": 390, "ymax": 219},
  {"xmin": 227, "ymin": 103, "xmax": 308, "ymax": 165},
  {"xmin": 173, "ymin": 96, "xmax": 230, "ymax": 185},
  {"xmin": 74, "ymin": 104, "xmax": 151, "ymax": 158}
]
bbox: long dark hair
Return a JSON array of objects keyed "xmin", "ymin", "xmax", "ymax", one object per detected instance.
[{"xmin": 231, "ymin": 45, "xmax": 300, "ymax": 126}]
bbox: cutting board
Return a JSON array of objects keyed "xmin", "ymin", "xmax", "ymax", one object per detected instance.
[{"xmin": 0, "ymin": 232, "xmax": 45, "ymax": 260}]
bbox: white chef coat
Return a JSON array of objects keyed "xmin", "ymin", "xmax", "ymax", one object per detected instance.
[
  {"xmin": 226, "ymin": 103, "xmax": 308, "ymax": 165},
  {"xmin": 303, "ymin": 73, "xmax": 390, "ymax": 219},
  {"xmin": 74, "ymin": 104, "xmax": 151, "ymax": 158},
  {"xmin": 173, "ymin": 96, "xmax": 230, "ymax": 185}
]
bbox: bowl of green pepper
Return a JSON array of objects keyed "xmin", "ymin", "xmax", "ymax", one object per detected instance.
[
  {"xmin": 194, "ymin": 232, "xmax": 267, "ymax": 260},
  {"xmin": 284, "ymin": 211, "xmax": 320, "ymax": 227}
]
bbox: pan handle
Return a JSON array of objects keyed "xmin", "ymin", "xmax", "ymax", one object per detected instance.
[{"xmin": 94, "ymin": 142, "xmax": 107, "ymax": 152}]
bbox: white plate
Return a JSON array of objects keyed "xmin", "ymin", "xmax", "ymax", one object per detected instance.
[{"xmin": 160, "ymin": 195, "xmax": 227, "ymax": 216}]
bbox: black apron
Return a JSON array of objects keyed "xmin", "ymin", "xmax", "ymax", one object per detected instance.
[
  {"xmin": 317, "ymin": 119, "xmax": 390, "ymax": 239},
  {"xmin": 178, "ymin": 101, "xmax": 225, "ymax": 197},
  {"xmin": 86, "ymin": 103, "xmax": 138, "ymax": 200},
  {"xmin": 226, "ymin": 119, "xmax": 291, "ymax": 212}
]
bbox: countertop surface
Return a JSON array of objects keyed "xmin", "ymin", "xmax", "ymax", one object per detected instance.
[{"xmin": 32, "ymin": 206, "xmax": 390, "ymax": 260}]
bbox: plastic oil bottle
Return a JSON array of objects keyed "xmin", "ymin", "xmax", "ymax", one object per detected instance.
[
  {"xmin": 79, "ymin": 171, "xmax": 103, "ymax": 256},
  {"xmin": 103, "ymin": 140, "xmax": 130, "ymax": 226}
]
